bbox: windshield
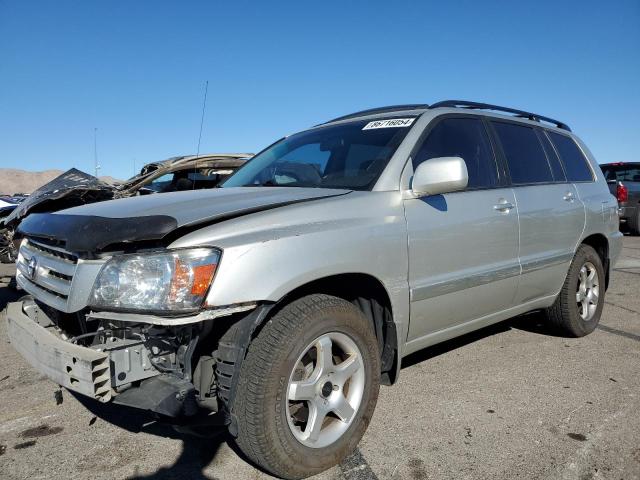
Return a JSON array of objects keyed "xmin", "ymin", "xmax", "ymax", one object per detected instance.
[{"xmin": 223, "ymin": 118, "xmax": 416, "ymax": 190}]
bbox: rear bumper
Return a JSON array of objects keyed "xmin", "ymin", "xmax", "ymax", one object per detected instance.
[
  {"xmin": 618, "ymin": 204, "xmax": 638, "ymax": 221},
  {"xmin": 6, "ymin": 300, "xmax": 112, "ymax": 402}
]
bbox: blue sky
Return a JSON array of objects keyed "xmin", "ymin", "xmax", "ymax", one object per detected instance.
[{"xmin": 1, "ymin": 0, "xmax": 638, "ymax": 179}]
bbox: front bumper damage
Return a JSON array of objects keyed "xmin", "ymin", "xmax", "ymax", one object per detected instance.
[
  {"xmin": 5, "ymin": 297, "xmax": 204, "ymax": 417},
  {"xmin": 6, "ymin": 301, "xmax": 112, "ymax": 401}
]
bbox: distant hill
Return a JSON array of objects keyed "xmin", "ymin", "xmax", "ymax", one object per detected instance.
[{"xmin": 0, "ymin": 168, "xmax": 121, "ymax": 195}]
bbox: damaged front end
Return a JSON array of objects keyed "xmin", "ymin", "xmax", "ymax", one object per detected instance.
[
  {"xmin": 6, "ymin": 231, "xmax": 266, "ymax": 422},
  {"xmin": 7, "ymin": 297, "xmax": 209, "ymax": 417},
  {"xmin": 7, "ymin": 235, "xmax": 222, "ymax": 418}
]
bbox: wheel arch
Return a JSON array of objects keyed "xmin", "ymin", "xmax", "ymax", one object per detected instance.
[
  {"xmin": 580, "ymin": 233, "xmax": 610, "ymax": 290},
  {"xmin": 267, "ymin": 273, "xmax": 400, "ymax": 386}
]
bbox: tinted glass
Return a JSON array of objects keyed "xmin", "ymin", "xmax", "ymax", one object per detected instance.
[
  {"xmin": 548, "ymin": 132, "xmax": 594, "ymax": 182},
  {"xmin": 144, "ymin": 168, "xmax": 237, "ymax": 193},
  {"xmin": 413, "ymin": 117, "xmax": 498, "ymax": 189},
  {"xmin": 147, "ymin": 173, "xmax": 173, "ymax": 192},
  {"xmin": 493, "ymin": 122, "xmax": 553, "ymax": 184},
  {"xmin": 601, "ymin": 164, "xmax": 640, "ymax": 182},
  {"xmin": 223, "ymin": 118, "xmax": 414, "ymax": 190},
  {"xmin": 538, "ymin": 131, "xmax": 566, "ymax": 182}
]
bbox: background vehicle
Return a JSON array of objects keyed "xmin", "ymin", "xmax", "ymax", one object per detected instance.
[
  {"xmin": 5, "ymin": 102, "xmax": 621, "ymax": 479},
  {"xmin": 0, "ymin": 154, "xmax": 251, "ymax": 263},
  {"xmin": 600, "ymin": 162, "xmax": 640, "ymax": 235},
  {"xmin": 0, "ymin": 196, "xmax": 26, "ymax": 262}
]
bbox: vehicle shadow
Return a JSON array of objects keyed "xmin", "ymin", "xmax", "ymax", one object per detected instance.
[
  {"xmin": 71, "ymin": 393, "xmax": 235, "ymax": 479},
  {"xmin": 0, "ymin": 277, "xmax": 20, "ymax": 311},
  {"xmin": 401, "ymin": 310, "xmax": 560, "ymax": 369},
  {"xmin": 71, "ymin": 392, "xmax": 270, "ymax": 479}
]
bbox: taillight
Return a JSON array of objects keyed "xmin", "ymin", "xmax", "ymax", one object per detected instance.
[{"xmin": 617, "ymin": 182, "xmax": 628, "ymax": 203}]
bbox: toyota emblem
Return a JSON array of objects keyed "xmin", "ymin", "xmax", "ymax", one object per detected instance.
[{"xmin": 27, "ymin": 256, "xmax": 38, "ymax": 280}]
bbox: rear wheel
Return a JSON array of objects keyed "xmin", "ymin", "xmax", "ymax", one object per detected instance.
[
  {"xmin": 545, "ymin": 244, "xmax": 605, "ymax": 337},
  {"xmin": 233, "ymin": 294, "xmax": 380, "ymax": 479}
]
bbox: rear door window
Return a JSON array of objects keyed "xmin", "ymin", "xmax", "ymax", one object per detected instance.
[
  {"xmin": 413, "ymin": 117, "xmax": 498, "ymax": 190},
  {"xmin": 547, "ymin": 132, "xmax": 594, "ymax": 182},
  {"xmin": 492, "ymin": 122, "xmax": 553, "ymax": 185}
]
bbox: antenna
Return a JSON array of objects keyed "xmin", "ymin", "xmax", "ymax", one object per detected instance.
[
  {"xmin": 196, "ymin": 80, "xmax": 209, "ymax": 159},
  {"xmin": 193, "ymin": 80, "xmax": 209, "ymax": 190},
  {"xmin": 93, "ymin": 127, "xmax": 101, "ymax": 177}
]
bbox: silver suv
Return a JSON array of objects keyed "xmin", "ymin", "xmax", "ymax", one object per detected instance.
[{"xmin": 6, "ymin": 101, "xmax": 622, "ymax": 479}]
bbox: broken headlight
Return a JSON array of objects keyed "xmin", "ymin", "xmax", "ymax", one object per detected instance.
[{"xmin": 90, "ymin": 248, "xmax": 220, "ymax": 312}]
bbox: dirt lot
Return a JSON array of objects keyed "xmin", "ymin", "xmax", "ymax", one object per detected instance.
[{"xmin": 1, "ymin": 237, "xmax": 639, "ymax": 480}]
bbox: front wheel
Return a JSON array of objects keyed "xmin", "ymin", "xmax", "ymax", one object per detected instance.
[
  {"xmin": 545, "ymin": 244, "xmax": 605, "ymax": 337},
  {"xmin": 233, "ymin": 294, "xmax": 380, "ymax": 479}
]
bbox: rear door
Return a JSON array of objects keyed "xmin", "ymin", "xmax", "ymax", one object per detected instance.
[
  {"xmin": 490, "ymin": 121, "xmax": 585, "ymax": 304},
  {"xmin": 404, "ymin": 115, "xmax": 520, "ymax": 341}
]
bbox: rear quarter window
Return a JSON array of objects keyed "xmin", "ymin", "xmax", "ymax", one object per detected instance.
[
  {"xmin": 547, "ymin": 132, "xmax": 594, "ymax": 182},
  {"xmin": 492, "ymin": 121, "xmax": 553, "ymax": 185},
  {"xmin": 538, "ymin": 131, "xmax": 566, "ymax": 182}
]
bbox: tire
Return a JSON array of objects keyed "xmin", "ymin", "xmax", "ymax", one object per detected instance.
[
  {"xmin": 233, "ymin": 294, "xmax": 380, "ymax": 479},
  {"xmin": 545, "ymin": 244, "xmax": 605, "ymax": 337},
  {"xmin": 628, "ymin": 208, "xmax": 640, "ymax": 236}
]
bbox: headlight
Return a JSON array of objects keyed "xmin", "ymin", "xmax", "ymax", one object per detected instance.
[{"xmin": 90, "ymin": 248, "xmax": 220, "ymax": 312}]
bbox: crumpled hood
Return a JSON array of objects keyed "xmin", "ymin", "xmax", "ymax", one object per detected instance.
[
  {"xmin": 18, "ymin": 187, "xmax": 351, "ymax": 253},
  {"xmin": 58, "ymin": 187, "xmax": 351, "ymax": 227}
]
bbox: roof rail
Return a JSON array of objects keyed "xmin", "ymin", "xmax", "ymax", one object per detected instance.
[
  {"xmin": 429, "ymin": 100, "xmax": 571, "ymax": 131},
  {"xmin": 322, "ymin": 104, "xmax": 430, "ymax": 124}
]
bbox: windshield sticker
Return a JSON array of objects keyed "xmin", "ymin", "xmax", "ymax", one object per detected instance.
[{"xmin": 362, "ymin": 118, "xmax": 415, "ymax": 130}]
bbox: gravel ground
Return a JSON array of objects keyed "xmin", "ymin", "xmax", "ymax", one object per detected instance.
[{"xmin": 1, "ymin": 236, "xmax": 639, "ymax": 480}]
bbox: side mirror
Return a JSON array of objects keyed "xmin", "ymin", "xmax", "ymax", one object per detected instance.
[{"xmin": 411, "ymin": 156, "xmax": 468, "ymax": 197}]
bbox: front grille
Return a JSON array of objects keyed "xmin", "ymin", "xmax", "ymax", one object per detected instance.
[
  {"xmin": 26, "ymin": 238, "xmax": 77, "ymax": 263},
  {"xmin": 16, "ymin": 238, "xmax": 79, "ymax": 312}
]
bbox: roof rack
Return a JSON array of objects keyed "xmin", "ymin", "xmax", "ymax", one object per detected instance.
[
  {"xmin": 429, "ymin": 100, "xmax": 570, "ymax": 131},
  {"xmin": 322, "ymin": 104, "xmax": 430, "ymax": 124}
]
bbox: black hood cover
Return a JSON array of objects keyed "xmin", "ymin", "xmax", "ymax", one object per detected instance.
[{"xmin": 18, "ymin": 213, "xmax": 177, "ymax": 253}]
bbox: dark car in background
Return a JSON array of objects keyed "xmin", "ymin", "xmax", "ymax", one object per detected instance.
[
  {"xmin": 0, "ymin": 196, "xmax": 27, "ymax": 262},
  {"xmin": 600, "ymin": 162, "xmax": 640, "ymax": 235},
  {"xmin": 0, "ymin": 153, "xmax": 252, "ymax": 263}
]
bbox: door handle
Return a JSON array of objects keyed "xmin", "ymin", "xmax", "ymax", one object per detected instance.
[
  {"xmin": 563, "ymin": 192, "xmax": 574, "ymax": 202},
  {"xmin": 493, "ymin": 201, "xmax": 515, "ymax": 213}
]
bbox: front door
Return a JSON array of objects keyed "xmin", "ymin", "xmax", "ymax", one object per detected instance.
[{"xmin": 404, "ymin": 116, "xmax": 520, "ymax": 341}]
